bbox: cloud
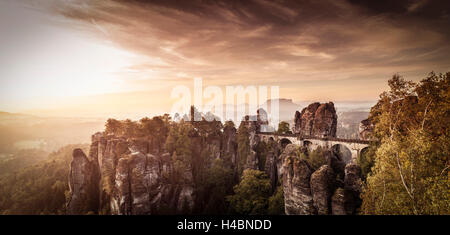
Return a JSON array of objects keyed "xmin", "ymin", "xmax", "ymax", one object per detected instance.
[{"xmin": 23, "ymin": 0, "xmax": 450, "ymax": 98}]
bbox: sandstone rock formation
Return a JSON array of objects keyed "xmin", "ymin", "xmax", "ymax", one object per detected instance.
[
  {"xmin": 283, "ymin": 156, "xmax": 316, "ymax": 215},
  {"xmin": 359, "ymin": 118, "xmax": 373, "ymax": 140},
  {"xmin": 277, "ymin": 144, "xmax": 299, "ymax": 183},
  {"xmin": 66, "ymin": 132, "xmax": 197, "ymax": 215},
  {"xmin": 66, "ymin": 149, "xmax": 99, "ymax": 215},
  {"xmin": 343, "ymin": 163, "xmax": 362, "ymax": 214},
  {"xmin": 241, "ymin": 115, "xmax": 262, "ymax": 170},
  {"xmin": 264, "ymin": 138, "xmax": 279, "ymax": 191},
  {"xmin": 331, "ymin": 188, "xmax": 346, "ymax": 215},
  {"xmin": 310, "ymin": 165, "xmax": 335, "ymax": 214},
  {"xmin": 282, "ymin": 147, "xmax": 363, "ymax": 215},
  {"xmin": 294, "ymin": 102, "xmax": 337, "ymax": 137}
]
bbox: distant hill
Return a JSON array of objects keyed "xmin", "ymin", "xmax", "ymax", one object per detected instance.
[
  {"xmin": 260, "ymin": 98, "xmax": 301, "ymax": 124},
  {"xmin": 0, "ymin": 111, "xmax": 105, "ymax": 154},
  {"xmin": 336, "ymin": 111, "xmax": 370, "ymax": 139}
]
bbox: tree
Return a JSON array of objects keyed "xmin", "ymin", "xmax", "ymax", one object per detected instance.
[
  {"xmin": 224, "ymin": 120, "xmax": 235, "ymax": 129},
  {"xmin": 122, "ymin": 119, "xmax": 138, "ymax": 137},
  {"xmin": 361, "ymin": 72, "xmax": 450, "ymax": 215},
  {"xmin": 277, "ymin": 121, "xmax": 291, "ymax": 134},
  {"xmin": 202, "ymin": 159, "xmax": 234, "ymax": 214},
  {"xmin": 268, "ymin": 185, "xmax": 285, "ymax": 215},
  {"xmin": 299, "ymin": 146, "xmax": 328, "ymax": 171},
  {"xmin": 165, "ymin": 123, "xmax": 193, "ymax": 165},
  {"xmin": 140, "ymin": 116, "xmax": 170, "ymax": 152},
  {"xmin": 226, "ymin": 169, "xmax": 271, "ymax": 215},
  {"xmin": 105, "ymin": 118, "xmax": 122, "ymax": 136}
]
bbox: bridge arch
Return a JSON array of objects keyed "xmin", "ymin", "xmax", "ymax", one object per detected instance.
[
  {"xmin": 357, "ymin": 146, "xmax": 370, "ymax": 163},
  {"xmin": 331, "ymin": 144, "xmax": 352, "ymax": 164},
  {"xmin": 360, "ymin": 146, "xmax": 369, "ymax": 156}
]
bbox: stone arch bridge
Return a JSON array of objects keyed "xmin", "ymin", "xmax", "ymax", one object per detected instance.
[{"xmin": 257, "ymin": 132, "xmax": 370, "ymax": 163}]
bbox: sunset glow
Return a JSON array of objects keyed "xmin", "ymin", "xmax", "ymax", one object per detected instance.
[{"xmin": 1, "ymin": 0, "xmax": 449, "ymax": 117}]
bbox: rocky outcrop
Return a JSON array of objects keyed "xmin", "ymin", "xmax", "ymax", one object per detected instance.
[
  {"xmin": 66, "ymin": 149, "xmax": 100, "ymax": 215},
  {"xmin": 110, "ymin": 151, "xmax": 195, "ymax": 215},
  {"xmin": 66, "ymin": 132, "xmax": 197, "ymax": 215},
  {"xmin": 282, "ymin": 148, "xmax": 363, "ymax": 215},
  {"xmin": 264, "ymin": 138, "xmax": 279, "ymax": 191},
  {"xmin": 359, "ymin": 118, "xmax": 373, "ymax": 140},
  {"xmin": 277, "ymin": 144, "xmax": 299, "ymax": 182},
  {"xmin": 240, "ymin": 115, "xmax": 262, "ymax": 170},
  {"xmin": 343, "ymin": 163, "xmax": 362, "ymax": 214},
  {"xmin": 330, "ymin": 164, "xmax": 363, "ymax": 215},
  {"xmin": 283, "ymin": 156, "xmax": 316, "ymax": 215},
  {"xmin": 331, "ymin": 188, "xmax": 346, "ymax": 215},
  {"xmin": 294, "ymin": 102, "xmax": 337, "ymax": 137},
  {"xmin": 222, "ymin": 124, "xmax": 237, "ymax": 161},
  {"xmin": 310, "ymin": 165, "xmax": 335, "ymax": 214}
]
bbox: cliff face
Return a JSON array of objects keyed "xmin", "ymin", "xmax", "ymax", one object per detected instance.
[
  {"xmin": 66, "ymin": 103, "xmax": 363, "ymax": 215},
  {"xmin": 67, "ymin": 133, "xmax": 197, "ymax": 215},
  {"xmin": 294, "ymin": 102, "xmax": 337, "ymax": 137},
  {"xmin": 282, "ymin": 145, "xmax": 362, "ymax": 215},
  {"xmin": 283, "ymin": 156, "xmax": 316, "ymax": 214},
  {"xmin": 66, "ymin": 149, "xmax": 99, "ymax": 214}
]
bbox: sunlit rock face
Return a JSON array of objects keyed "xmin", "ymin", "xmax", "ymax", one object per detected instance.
[
  {"xmin": 110, "ymin": 151, "xmax": 195, "ymax": 215},
  {"xmin": 294, "ymin": 102, "xmax": 337, "ymax": 138}
]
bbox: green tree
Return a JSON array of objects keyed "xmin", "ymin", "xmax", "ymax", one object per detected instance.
[
  {"xmin": 226, "ymin": 169, "xmax": 271, "ymax": 215},
  {"xmin": 0, "ymin": 144, "xmax": 89, "ymax": 215},
  {"xmin": 224, "ymin": 120, "xmax": 235, "ymax": 129},
  {"xmin": 105, "ymin": 118, "xmax": 122, "ymax": 136},
  {"xmin": 165, "ymin": 122, "xmax": 193, "ymax": 166},
  {"xmin": 268, "ymin": 185, "xmax": 285, "ymax": 215},
  {"xmin": 277, "ymin": 121, "xmax": 291, "ymax": 134},
  {"xmin": 299, "ymin": 146, "xmax": 328, "ymax": 171},
  {"xmin": 202, "ymin": 158, "xmax": 234, "ymax": 214},
  {"xmin": 122, "ymin": 119, "xmax": 138, "ymax": 137},
  {"xmin": 361, "ymin": 72, "xmax": 450, "ymax": 215}
]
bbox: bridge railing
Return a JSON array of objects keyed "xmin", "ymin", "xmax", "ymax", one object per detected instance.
[{"xmin": 256, "ymin": 132, "xmax": 370, "ymax": 144}]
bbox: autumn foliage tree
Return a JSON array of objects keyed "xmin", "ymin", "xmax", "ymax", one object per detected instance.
[{"xmin": 361, "ymin": 72, "xmax": 449, "ymax": 215}]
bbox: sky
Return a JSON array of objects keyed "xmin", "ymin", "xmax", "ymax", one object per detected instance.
[{"xmin": 0, "ymin": 0, "xmax": 449, "ymax": 118}]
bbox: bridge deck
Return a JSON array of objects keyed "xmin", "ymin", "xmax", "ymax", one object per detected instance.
[{"xmin": 256, "ymin": 132, "xmax": 370, "ymax": 144}]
